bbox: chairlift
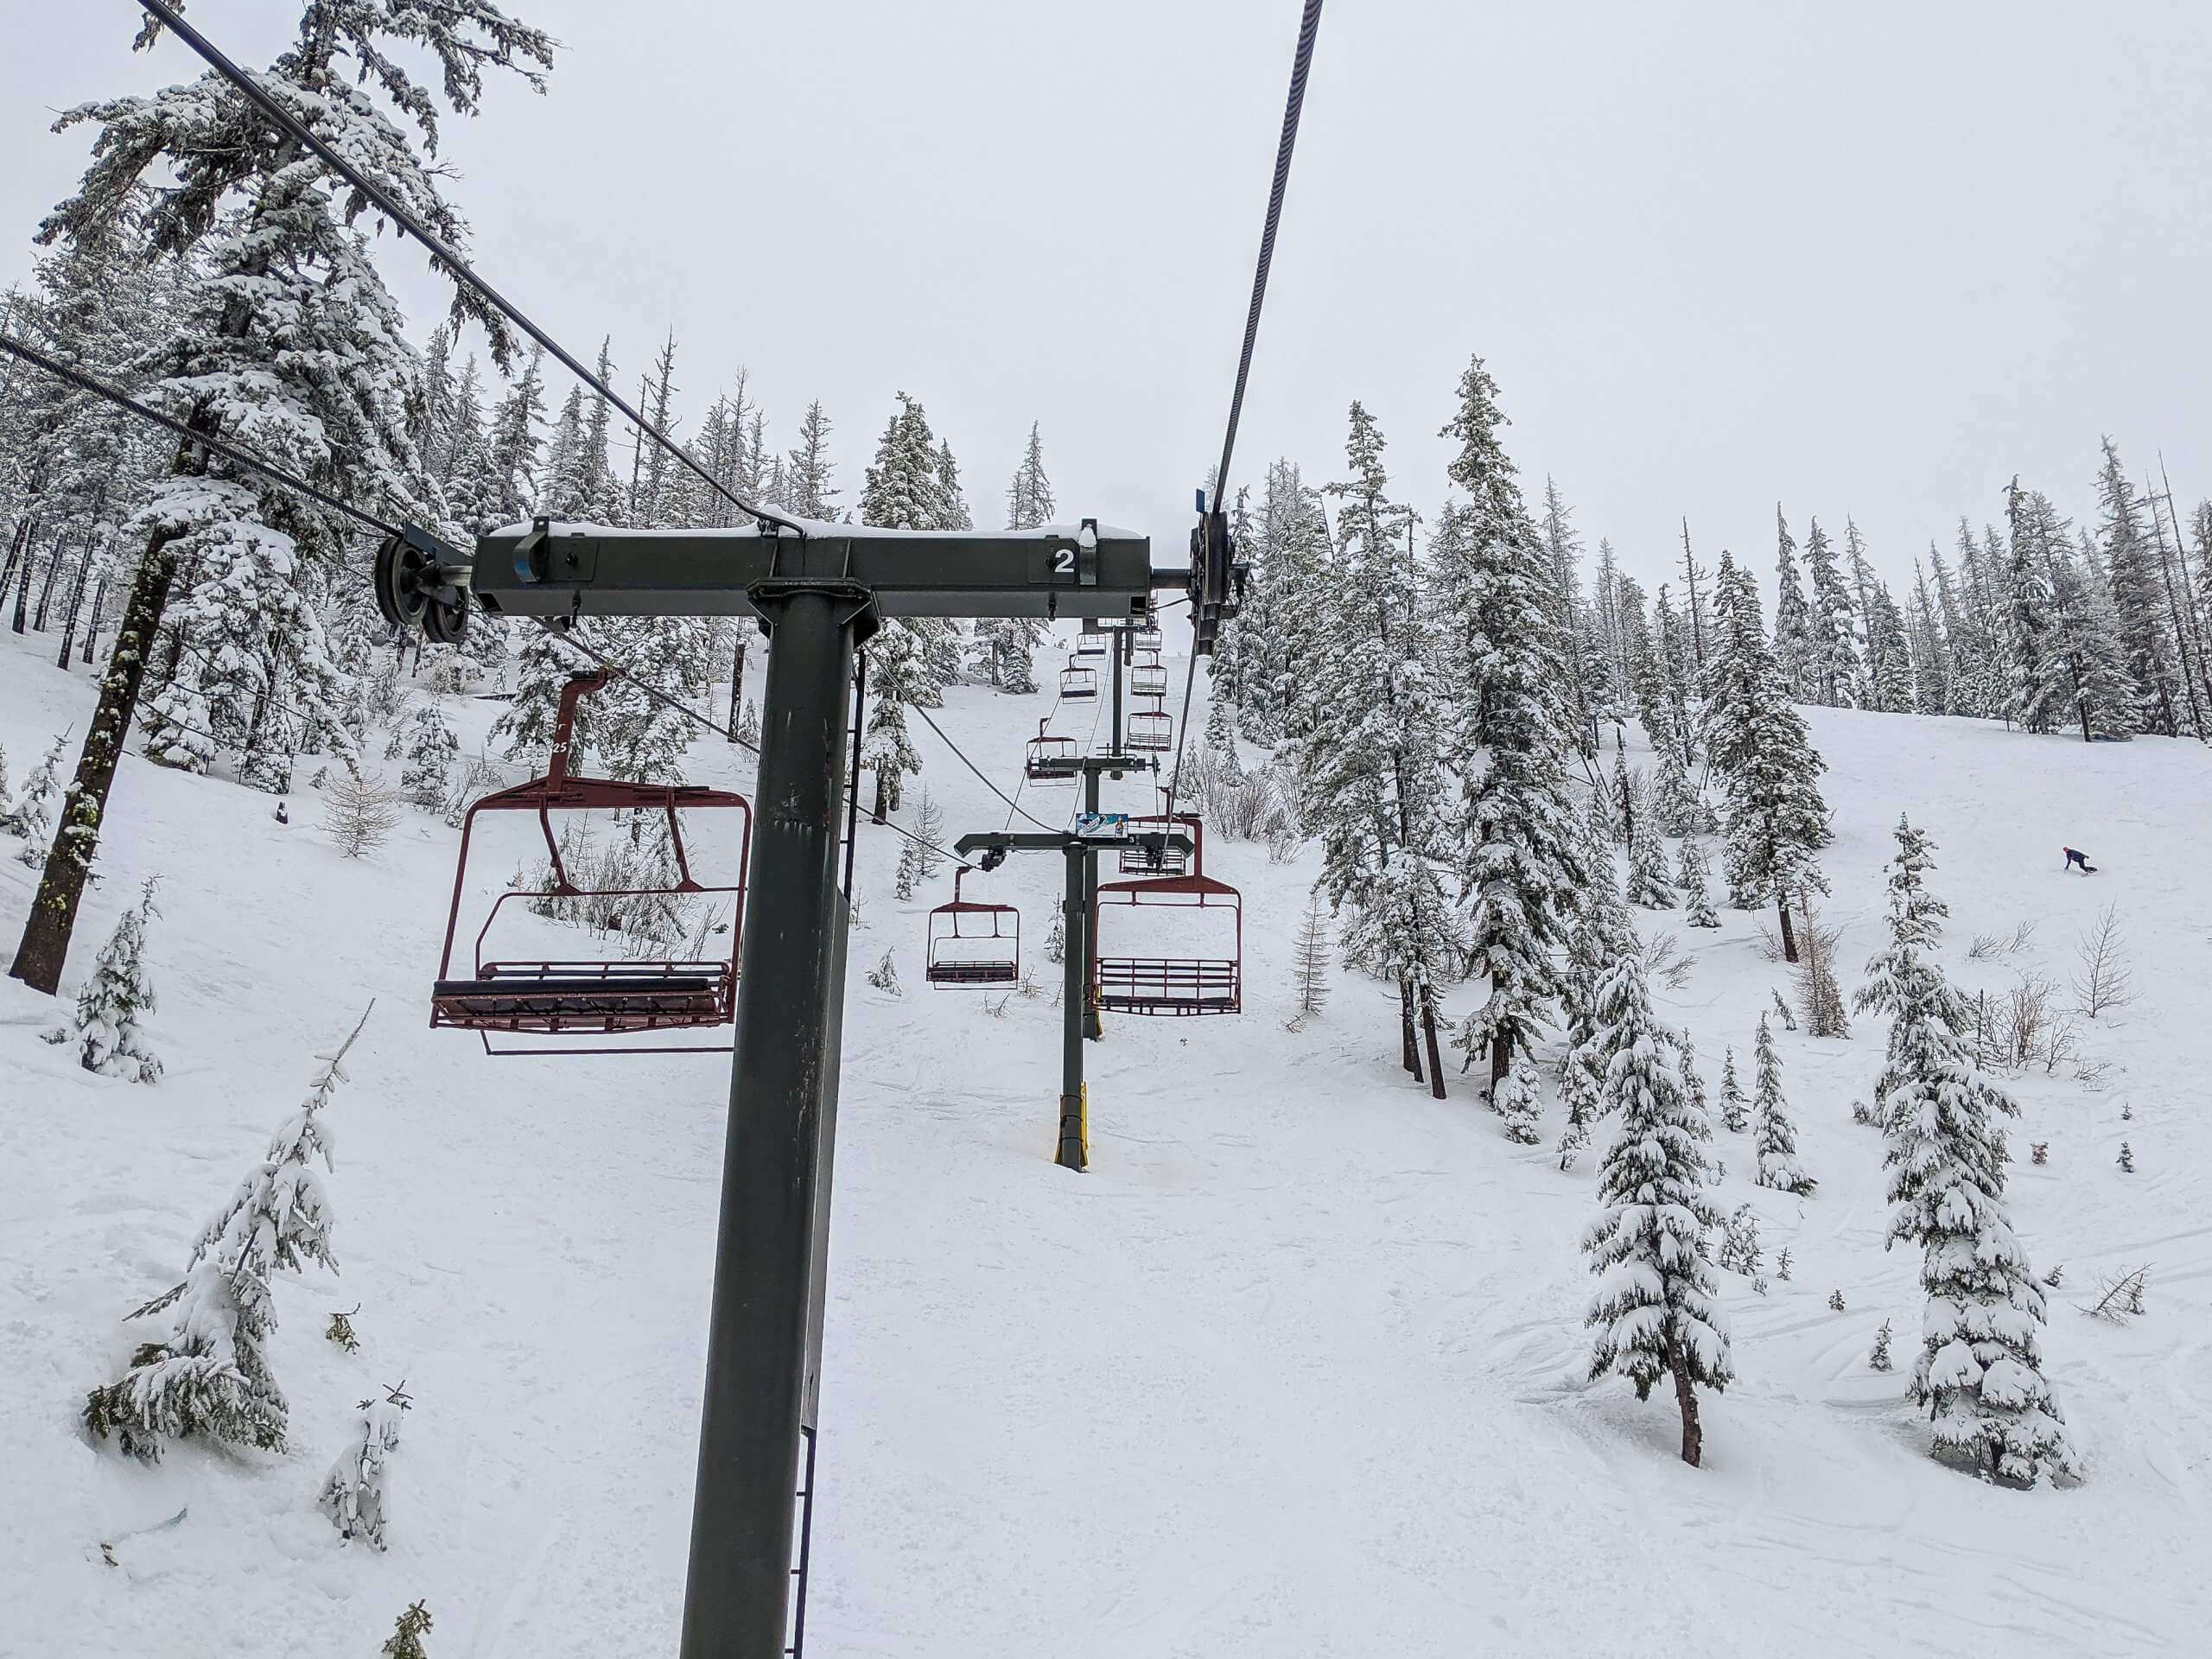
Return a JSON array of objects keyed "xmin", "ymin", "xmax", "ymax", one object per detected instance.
[
  {"xmin": 1094, "ymin": 819, "xmax": 1241, "ymax": 1016},
  {"xmin": 431, "ymin": 672, "xmax": 750, "ymax": 1054},
  {"xmin": 1073, "ymin": 626, "xmax": 1109, "ymax": 659},
  {"xmin": 1130, "ymin": 661, "xmax": 1169, "ymax": 697},
  {"xmin": 1126, "ymin": 703, "xmax": 1172, "ymax": 752},
  {"xmin": 925, "ymin": 865, "xmax": 1020, "ymax": 987},
  {"xmin": 1134, "ymin": 623, "xmax": 1164, "ymax": 652},
  {"xmin": 1117, "ymin": 811, "xmax": 1196, "ymax": 875},
  {"xmin": 1024, "ymin": 721, "xmax": 1081, "ymax": 785},
  {"xmin": 1060, "ymin": 662, "xmax": 1098, "ymax": 701}
]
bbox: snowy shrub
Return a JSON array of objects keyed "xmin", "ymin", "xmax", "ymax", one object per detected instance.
[
  {"xmin": 327, "ymin": 1304, "xmax": 361, "ymax": 1354},
  {"xmin": 523, "ymin": 818, "xmax": 724, "ymax": 958},
  {"xmin": 1789, "ymin": 901, "xmax": 1848, "ymax": 1038},
  {"xmin": 1751, "ymin": 1016, "xmax": 1815, "ymax": 1196},
  {"xmin": 1291, "ymin": 891, "xmax": 1331, "ymax": 1018},
  {"xmin": 48, "ymin": 876, "xmax": 162, "ymax": 1082},
  {"xmin": 3, "ymin": 728, "xmax": 68, "ymax": 863},
  {"xmin": 82, "ymin": 1008, "xmax": 369, "ymax": 1460},
  {"xmin": 324, "ymin": 771, "xmax": 403, "ymax": 858},
  {"xmin": 383, "ymin": 1602, "xmax": 433, "ymax": 1659},
  {"xmin": 2070, "ymin": 904, "xmax": 2136, "ymax": 1019},
  {"xmin": 866, "ymin": 949, "xmax": 900, "ymax": 995},
  {"xmin": 2085, "ymin": 1267, "xmax": 2147, "ymax": 1322},
  {"xmin": 1870, "ymin": 1320, "xmax": 1895, "ymax": 1371},
  {"xmin": 1491, "ymin": 1055, "xmax": 1541, "ymax": 1146},
  {"xmin": 1827, "ymin": 1290, "xmax": 1846, "ymax": 1312},
  {"xmin": 321, "ymin": 1383, "xmax": 411, "ymax": 1549},
  {"xmin": 442, "ymin": 750, "xmax": 507, "ymax": 830},
  {"xmin": 1717, "ymin": 1204, "xmax": 1763, "ymax": 1276}
]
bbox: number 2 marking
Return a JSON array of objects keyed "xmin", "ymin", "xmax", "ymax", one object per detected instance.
[{"xmin": 1052, "ymin": 547, "xmax": 1075, "ymax": 576}]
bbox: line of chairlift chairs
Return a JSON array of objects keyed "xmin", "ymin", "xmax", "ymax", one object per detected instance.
[{"xmin": 426, "ymin": 659, "xmax": 1241, "ymax": 1054}]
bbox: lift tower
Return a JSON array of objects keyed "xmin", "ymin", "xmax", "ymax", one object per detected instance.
[{"xmin": 447, "ymin": 513, "xmax": 1192, "ymax": 1657}]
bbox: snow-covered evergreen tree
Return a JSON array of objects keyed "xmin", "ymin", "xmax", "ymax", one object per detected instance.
[
  {"xmin": 1863, "ymin": 579, "xmax": 1915, "ymax": 714},
  {"xmin": 1719, "ymin": 1044, "xmax": 1747, "ymax": 1133},
  {"xmin": 4, "ymin": 729, "xmax": 67, "ymax": 863},
  {"xmin": 1650, "ymin": 731, "xmax": 1707, "ymax": 838},
  {"xmin": 1677, "ymin": 836, "xmax": 1719, "ymax": 928},
  {"xmin": 1554, "ymin": 823, "xmax": 1634, "ymax": 1171},
  {"xmin": 1300, "ymin": 403, "xmax": 1460, "ymax": 1093},
  {"xmin": 1703, "ymin": 552, "xmax": 1831, "ymax": 961},
  {"xmin": 1433, "ymin": 359, "xmax": 1588, "ymax": 1092},
  {"xmin": 84, "ymin": 1007, "xmax": 369, "ymax": 1459},
  {"xmin": 2094, "ymin": 437, "xmax": 2181, "ymax": 736},
  {"xmin": 785, "ymin": 399, "xmax": 838, "ymax": 519},
  {"xmin": 2001, "ymin": 482, "xmax": 2063, "ymax": 734},
  {"xmin": 48, "ymin": 875, "xmax": 162, "ymax": 1081},
  {"xmin": 398, "ymin": 700, "xmax": 459, "ymax": 810},
  {"xmin": 1581, "ymin": 950, "xmax": 1732, "ymax": 1465},
  {"xmin": 1802, "ymin": 517, "xmax": 1863, "ymax": 708},
  {"xmin": 15, "ymin": 0, "xmax": 554, "ymax": 990},
  {"xmin": 1770, "ymin": 506, "xmax": 1815, "ymax": 702},
  {"xmin": 1862, "ymin": 818, "xmax": 2074, "ymax": 1484},
  {"xmin": 2040, "ymin": 524, "xmax": 2143, "ymax": 742},
  {"xmin": 976, "ymin": 423, "xmax": 1052, "ymax": 690},
  {"xmin": 320, "ymin": 1383, "xmax": 410, "ymax": 1549},
  {"xmin": 1624, "ymin": 808, "xmax": 1675, "ymax": 909},
  {"xmin": 1292, "ymin": 888, "xmax": 1332, "ymax": 1019},
  {"xmin": 1751, "ymin": 1014, "xmax": 1815, "ymax": 1195},
  {"xmin": 866, "ymin": 948, "xmax": 901, "ymax": 995}
]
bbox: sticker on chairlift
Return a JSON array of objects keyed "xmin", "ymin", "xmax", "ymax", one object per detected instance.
[{"xmin": 1073, "ymin": 811, "xmax": 1131, "ymax": 840}]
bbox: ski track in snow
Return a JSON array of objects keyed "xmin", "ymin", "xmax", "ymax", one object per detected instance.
[{"xmin": 4, "ymin": 624, "xmax": 2210, "ymax": 1656}]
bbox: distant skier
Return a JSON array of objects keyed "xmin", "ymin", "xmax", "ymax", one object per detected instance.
[
  {"xmin": 2063, "ymin": 846, "xmax": 2095, "ymax": 874},
  {"xmin": 274, "ymin": 800, "xmax": 289, "ymax": 825}
]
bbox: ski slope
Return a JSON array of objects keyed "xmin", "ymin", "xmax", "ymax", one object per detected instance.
[{"xmin": 3, "ymin": 620, "xmax": 2209, "ymax": 1658}]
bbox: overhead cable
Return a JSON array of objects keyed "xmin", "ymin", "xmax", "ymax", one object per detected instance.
[{"xmin": 131, "ymin": 0, "xmax": 806, "ymax": 540}]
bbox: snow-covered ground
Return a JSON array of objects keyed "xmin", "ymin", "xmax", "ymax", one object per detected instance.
[{"xmin": 4, "ymin": 620, "xmax": 2209, "ymax": 1657}]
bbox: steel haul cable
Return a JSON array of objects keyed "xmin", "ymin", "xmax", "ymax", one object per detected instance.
[
  {"xmin": 131, "ymin": 0, "xmax": 804, "ymax": 541},
  {"xmin": 0, "ymin": 332, "xmax": 404, "ymax": 538},
  {"xmin": 1168, "ymin": 0, "xmax": 1326, "ymax": 821}
]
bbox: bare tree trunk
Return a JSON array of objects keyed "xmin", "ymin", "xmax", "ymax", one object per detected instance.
[
  {"xmin": 56, "ymin": 540, "xmax": 93, "ymax": 669},
  {"xmin": 726, "ymin": 630, "xmax": 747, "ymax": 741},
  {"xmin": 1398, "ymin": 979, "xmax": 1422, "ymax": 1079},
  {"xmin": 1490, "ymin": 1031, "xmax": 1510, "ymax": 1090},
  {"xmin": 8, "ymin": 524, "xmax": 36, "ymax": 632},
  {"xmin": 1777, "ymin": 893, "xmax": 1799, "ymax": 964},
  {"xmin": 2080, "ymin": 703, "xmax": 2093, "ymax": 744},
  {"xmin": 30, "ymin": 531, "xmax": 65, "ymax": 630},
  {"xmin": 871, "ymin": 766, "xmax": 888, "ymax": 826},
  {"xmin": 1419, "ymin": 988, "xmax": 1446, "ymax": 1101},
  {"xmin": 10, "ymin": 532, "xmax": 181, "ymax": 994},
  {"xmin": 82, "ymin": 575, "xmax": 107, "ymax": 664},
  {"xmin": 1670, "ymin": 1351, "xmax": 1704, "ymax": 1467}
]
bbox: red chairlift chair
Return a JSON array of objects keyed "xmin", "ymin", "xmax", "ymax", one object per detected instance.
[
  {"xmin": 1130, "ymin": 660, "xmax": 1169, "ymax": 697},
  {"xmin": 1073, "ymin": 626, "xmax": 1109, "ymax": 659},
  {"xmin": 1060, "ymin": 661, "xmax": 1099, "ymax": 700},
  {"xmin": 1024, "ymin": 720, "xmax": 1081, "ymax": 784},
  {"xmin": 1134, "ymin": 623, "xmax": 1164, "ymax": 652},
  {"xmin": 429, "ymin": 671, "xmax": 751, "ymax": 1054},
  {"xmin": 925, "ymin": 866, "xmax": 1021, "ymax": 987},
  {"xmin": 1117, "ymin": 810, "xmax": 1197, "ymax": 875},
  {"xmin": 1126, "ymin": 702, "xmax": 1173, "ymax": 752},
  {"xmin": 1093, "ymin": 819, "xmax": 1241, "ymax": 1015}
]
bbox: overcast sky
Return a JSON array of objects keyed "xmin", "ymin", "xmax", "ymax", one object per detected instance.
[{"xmin": 7, "ymin": 1, "xmax": 2209, "ymax": 594}]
